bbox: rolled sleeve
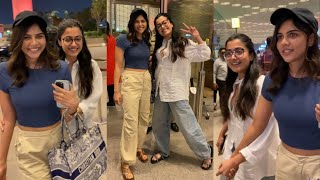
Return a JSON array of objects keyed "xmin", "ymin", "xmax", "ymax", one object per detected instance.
[
  {"xmin": 240, "ymin": 116, "xmax": 279, "ymax": 165},
  {"xmin": 184, "ymin": 40, "xmax": 211, "ymax": 62},
  {"xmin": 240, "ymin": 147, "xmax": 257, "ymax": 164}
]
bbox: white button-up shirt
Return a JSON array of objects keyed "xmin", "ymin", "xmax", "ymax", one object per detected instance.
[
  {"xmin": 155, "ymin": 39, "xmax": 211, "ymax": 102},
  {"xmin": 68, "ymin": 59, "xmax": 103, "ymax": 121},
  {"xmin": 223, "ymin": 75, "xmax": 280, "ymax": 180}
]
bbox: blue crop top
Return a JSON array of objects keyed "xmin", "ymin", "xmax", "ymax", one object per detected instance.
[
  {"xmin": 116, "ymin": 34, "xmax": 150, "ymax": 69},
  {"xmin": 0, "ymin": 60, "xmax": 72, "ymax": 127},
  {"xmin": 262, "ymin": 74, "xmax": 320, "ymax": 150}
]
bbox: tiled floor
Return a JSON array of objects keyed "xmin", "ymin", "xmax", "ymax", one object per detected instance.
[{"xmin": 3, "ymin": 77, "xmax": 225, "ymax": 180}]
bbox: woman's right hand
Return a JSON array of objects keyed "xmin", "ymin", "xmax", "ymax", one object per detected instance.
[
  {"xmin": 0, "ymin": 162, "xmax": 7, "ymax": 180},
  {"xmin": 114, "ymin": 92, "xmax": 122, "ymax": 105}
]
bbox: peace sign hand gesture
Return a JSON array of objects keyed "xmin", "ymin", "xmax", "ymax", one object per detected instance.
[{"xmin": 180, "ymin": 23, "xmax": 204, "ymax": 44}]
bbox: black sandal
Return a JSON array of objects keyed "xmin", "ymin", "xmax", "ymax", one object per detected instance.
[
  {"xmin": 201, "ymin": 145, "xmax": 213, "ymax": 170},
  {"xmin": 150, "ymin": 153, "xmax": 168, "ymax": 164}
]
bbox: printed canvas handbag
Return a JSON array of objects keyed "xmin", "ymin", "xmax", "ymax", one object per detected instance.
[{"xmin": 48, "ymin": 113, "xmax": 107, "ymax": 180}]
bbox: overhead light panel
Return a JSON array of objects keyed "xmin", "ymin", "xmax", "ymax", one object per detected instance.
[
  {"xmin": 269, "ymin": 8, "xmax": 276, "ymax": 11},
  {"xmin": 288, "ymin": 2, "xmax": 298, "ymax": 5},
  {"xmin": 300, "ymin": 0, "xmax": 309, "ymax": 2},
  {"xmin": 232, "ymin": 4, "xmax": 241, "ymax": 7},
  {"xmin": 278, "ymin": 5, "xmax": 287, "ymax": 8},
  {"xmin": 242, "ymin": 5, "xmax": 251, "ymax": 8},
  {"xmin": 260, "ymin": 8, "xmax": 268, "ymax": 12},
  {"xmin": 252, "ymin": 7, "xmax": 260, "ymax": 10},
  {"xmin": 221, "ymin": 2, "xmax": 230, "ymax": 5}
]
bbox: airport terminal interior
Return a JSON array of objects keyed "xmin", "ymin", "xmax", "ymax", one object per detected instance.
[{"xmin": 0, "ymin": 0, "xmax": 320, "ymax": 180}]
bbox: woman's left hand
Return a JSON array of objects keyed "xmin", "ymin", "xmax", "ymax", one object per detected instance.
[
  {"xmin": 180, "ymin": 23, "xmax": 202, "ymax": 42},
  {"xmin": 52, "ymin": 84, "xmax": 79, "ymax": 111}
]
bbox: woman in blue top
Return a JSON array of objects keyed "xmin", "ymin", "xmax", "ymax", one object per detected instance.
[
  {"xmin": 0, "ymin": 11, "xmax": 71, "ymax": 180},
  {"xmin": 217, "ymin": 8, "xmax": 320, "ymax": 180},
  {"xmin": 114, "ymin": 8, "xmax": 151, "ymax": 180}
]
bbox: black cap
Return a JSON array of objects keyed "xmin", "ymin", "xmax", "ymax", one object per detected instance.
[
  {"xmin": 270, "ymin": 8, "xmax": 318, "ymax": 32},
  {"xmin": 130, "ymin": 8, "xmax": 147, "ymax": 18},
  {"xmin": 13, "ymin": 10, "xmax": 47, "ymax": 28}
]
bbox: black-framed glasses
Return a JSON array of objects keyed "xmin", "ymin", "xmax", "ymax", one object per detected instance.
[
  {"xmin": 62, "ymin": 36, "xmax": 83, "ymax": 46},
  {"xmin": 224, "ymin": 48, "xmax": 245, "ymax": 59},
  {"xmin": 156, "ymin": 19, "xmax": 169, "ymax": 30}
]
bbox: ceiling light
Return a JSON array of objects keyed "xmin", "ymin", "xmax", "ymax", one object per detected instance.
[
  {"xmin": 214, "ymin": 0, "xmax": 219, "ymax": 3},
  {"xmin": 252, "ymin": 7, "xmax": 260, "ymax": 10},
  {"xmin": 278, "ymin": 5, "xmax": 287, "ymax": 8},
  {"xmin": 221, "ymin": 2, "xmax": 230, "ymax": 5},
  {"xmin": 269, "ymin": 8, "xmax": 276, "ymax": 11},
  {"xmin": 244, "ymin": 14, "xmax": 251, "ymax": 16},
  {"xmin": 288, "ymin": 2, "xmax": 298, "ymax": 5},
  {"xmin": 232, "ymin": 4, "xmax": 241, "ymax": 7},
  {"xmin": 300, "ymin": 0, "xmax": 309, "ymax": 2},
  {"xmin": 242, "ymin": 5, "xmax": 251, "ymax": 8},
  {"xmin": 260, "ymin": 8, "xmax": 268, "ymax": 12},
  {"xmin": 252, "ymin": 12, "xmax": 258, "ymax": 14},
  {"xmin": 238, "ymin": 16, "xmax": 243, "ymax": 18}
]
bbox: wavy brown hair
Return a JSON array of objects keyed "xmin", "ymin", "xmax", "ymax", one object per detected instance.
[
  {"xmin": 222, "ymin": 34, "xmax": 260, "ymax": 120},
  {"xmin": 268, "ymin": 16, "xmax": 320, "ymax": 95},
  {"xmin": 56, "ymin": 19, "xmax": 93, "ymax": 99},
  {"xmin": 127, "ymin": 9, "xmax": 151, "ymax": 47},
  {"xmin": 8, "ymin": 18, "xmax": 59, "ymax": 87}
]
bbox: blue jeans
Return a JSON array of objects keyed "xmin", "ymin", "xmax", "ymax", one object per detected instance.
[{"xmin": 152, "ymin": 95, "xmax": 211, "ymax": 160}]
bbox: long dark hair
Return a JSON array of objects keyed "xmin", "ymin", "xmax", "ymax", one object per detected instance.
[
  {"xmin": 151, "ymin": 13, "xmax": 189, "ymax": 78},
  {"xmin": 268, "ymin": 16, "xmax": 320, "ymax": 95},
  {"xmin": 222, "ymin": 34, "xmax": 260, "ymax": 120},
  {"xmin": 127, "ymin": 9, "xmax": 151, "ymax": 46},
  {"xmin": 56, "ymin": 19, "xmax": 93, "ymax": 99},
  {"xmin": 8, "ymin": 19, "xmax": 59, "ymax": 87}
]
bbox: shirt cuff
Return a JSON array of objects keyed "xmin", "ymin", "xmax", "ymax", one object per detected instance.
[
  {"xmin": 240, "ymin": 147, "xmax": 257, "ymax": 165},
  {"xmin": 78, "ymin": 102, "xmax": 88, "ymax": 119}
]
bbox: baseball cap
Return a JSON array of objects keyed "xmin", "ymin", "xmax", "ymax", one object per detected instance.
[
  {"xmin": 270, "ymin": 8, "xmax": 318, "ymax": 32},
  {"xmin": 13, "ymin": 10, "xmax": 47, "ymax": 28}
]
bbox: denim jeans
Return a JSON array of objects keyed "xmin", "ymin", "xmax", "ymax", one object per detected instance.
[{"xmin": 152, "ymin": 95, "xmax": 211, "ymax": 160}]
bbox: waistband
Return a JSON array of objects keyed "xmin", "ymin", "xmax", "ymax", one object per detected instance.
[
  {"xmin": 17, "ymin": 123, "xmax": 61, "ymax": 137},
  {"xmin": 279, "ymin": 143, "xmax": 320, "ymax": 164}
]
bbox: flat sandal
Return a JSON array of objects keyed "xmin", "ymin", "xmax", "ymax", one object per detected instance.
[
  {"xmin": 121, "ymin": 163, "xmax": 134, "ymax": 180},
  {"xmin": 136, "ymin": 150, "xmax": 148, "ymax": 163}
]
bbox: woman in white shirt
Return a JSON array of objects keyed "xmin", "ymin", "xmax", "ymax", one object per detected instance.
[
  {"xmin": 216, "ymin": 33, "xmax": 280, "ymax": 180},
  {"xmin": 149, "ymin": 13, "xmax": 213, "ymax": 170},
  {"xmin": 53, "ymin": 19, "xmax": 103, "ymax": 130}
]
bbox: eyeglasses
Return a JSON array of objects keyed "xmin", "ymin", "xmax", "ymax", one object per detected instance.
[
  {"xmin": 62, "ymin": 36, "xmax": 83, "ymax": 46},
  {"xmin": 156, "ymin": 20, "xmax": 169, "ymax": 30},
  {"xmin": 224, "ymin": 48, "xmax": 245, "ymax": 59}
]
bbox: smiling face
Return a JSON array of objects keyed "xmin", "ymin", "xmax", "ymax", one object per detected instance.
[
  {"xmin": 225, "ymin": 39, "xmax": 253, "ymax": 79},
  {"xmin": 155, "ymin": 15, "xmax": 173, "ymax": 40},
  {"xmin": 58, "ymin": 27, "xmax": 83, "ymax": 62},
  {"xmin": 276, "ymin": 19, "xmax": 310, "ymax": 68},
  {"xmin": 21, "ymin": 23, "xmax": 46, "ymax": 67},
  {"xmin": 134, "ymin": 15, "xmax": 147, "ymax": 38}
]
